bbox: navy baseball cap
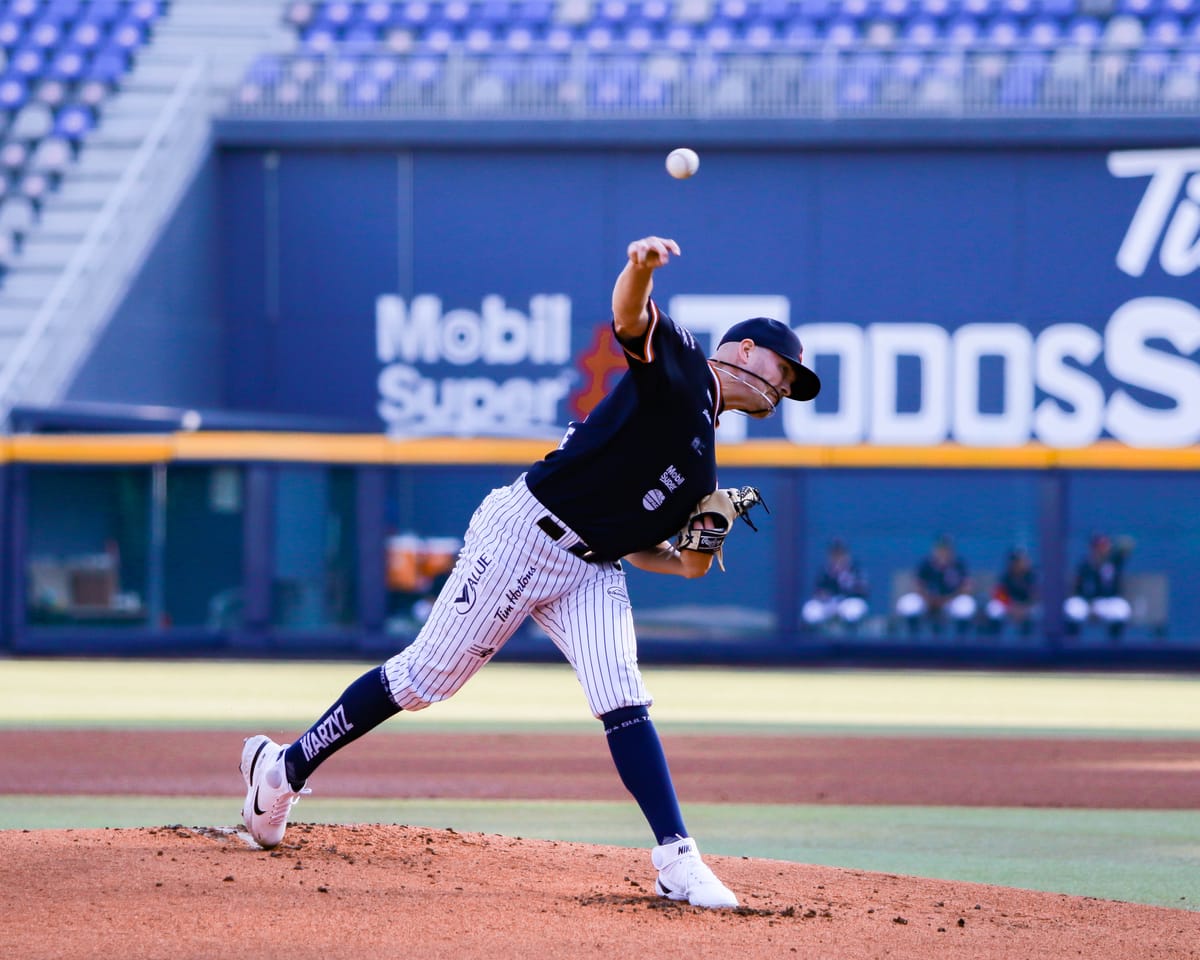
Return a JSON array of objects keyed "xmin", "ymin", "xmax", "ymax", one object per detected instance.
[{"xmin": 718, "ymin": 317, "xmax": 821, "ymax": 401}]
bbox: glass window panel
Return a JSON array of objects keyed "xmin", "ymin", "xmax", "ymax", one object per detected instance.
[
  {"xmin": 25, "ymin": 467, "xmax": 150, "ymax": 627},
  {"xmin": 384, "ymin": 465, "xmax": 499, "ymax": 635},
  {"xmin": 271, "ymin": 466, "xmax": 358, "ymax": 630},
  {"xmin": 164, "ymin": 466, "xmax": 245, "ymax": 629},
  {"xmin": 803, "ymin": 470, "xmax": 1041, "ymax": 646},
  {"xmin": 1066, "ymin": 473, "xmax": 1197, "ymax": 648}
]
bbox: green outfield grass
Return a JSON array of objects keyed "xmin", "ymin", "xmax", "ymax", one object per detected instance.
[
  {"xmin": 2, "ymin": 659, "xmax": 1199, "ymax": 735},
  {"xmin": 1, "ymin": 659, "xmax": 1198, "ymax": 910}
]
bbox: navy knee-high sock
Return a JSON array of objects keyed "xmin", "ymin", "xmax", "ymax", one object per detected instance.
[
  {"xmin": 283, "ymin": 665, "xmax": 401, "ymax": 790},
  {"xmin": 601, "ymin": 705, "xmax": 687, "ymax": 845}
]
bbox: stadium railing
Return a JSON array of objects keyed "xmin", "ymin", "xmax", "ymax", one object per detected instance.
[{"xmin": 222, "ymin": 45, "xmax": 1200, "ymax": 118}]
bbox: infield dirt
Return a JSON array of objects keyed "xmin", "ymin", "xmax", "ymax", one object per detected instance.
[{"xmin": 2, "ymin": 729, "xmax": 1199, "ymax": 959}]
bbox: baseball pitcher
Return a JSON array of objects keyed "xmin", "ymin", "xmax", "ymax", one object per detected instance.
[{"xmin": 239, "ymin": 235, "xmax": 821, "ymax": 908}]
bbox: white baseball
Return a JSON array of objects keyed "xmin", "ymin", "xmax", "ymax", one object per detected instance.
[{"xmin": 665, "ymin": 147, "xmax": 699, "ymax": 179}]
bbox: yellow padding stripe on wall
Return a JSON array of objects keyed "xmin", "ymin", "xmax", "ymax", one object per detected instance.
[{"xmin": 0, "ymin": 434, "xmax": 1197, "ymax": 469}]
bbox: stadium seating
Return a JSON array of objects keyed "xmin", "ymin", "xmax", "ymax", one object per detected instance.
[
  {"xmin": 225, "ymin": 0, "xmax": 1200, "ymax": 116},
  {"xmin": 0, "ymin": 0, "xmax": 1196, "ymax": 274},
  {"xmin": 0, "ymin": 0, "xmax": 166, "ymax": 275}
]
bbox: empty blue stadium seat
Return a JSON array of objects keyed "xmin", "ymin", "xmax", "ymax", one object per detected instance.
[
  {"xmin": 111, "ymin": 18, "xmax": 150, "ymax": 52},
  {"xmin": 717, "ymin": 0, "xmax": 752, "ymax": 22},
  {"xmin": 34, "ymin": 77, "xmax": 68, "ymax": 108},
  {"xmin": 838, "ymin": 52, "xmax": 886, "ymax": 107},
  {"xmin": 11, "ymin": 47, "xmax": 46, "ymax": 81},
  {"xmin": 946, "ymin": 16, "xmax": 982, "ymax": 44},
  {"xmin": 825, "ymin": 18, "xmax": 860, "ymax": 47},
  {"xmin": 131, "ymin": 0, "xmax": 167, "ymax": 26},
  {"xmin": 797, "ymin": 0, "xmax": 836, "ymax": 18},
  {"xmin": 48, "ymin": 46, "xmax": 87, "ymax": 82},
  {"xmin": 0, "ymin": 76, "xmax": 28, "ymax": 114},
  {"xmin": 343, "ymin": 24, "xmax": 380, "ymax": 54},
  {"xmin": 781, "ymin": 18, "xmax": 819, "ymax": 48},
  {"xmin": 29, "ymin": 18, "xmax": 65, "ymax": 52},
  {"xmin": 30, "ymin": 133, "xmax": 71, "ymax": 177},
  {"xmin": 903, "ymin": 17, "xmax": 941, "ymax": 45},
  {"xmin": 1026, "ymin": 16, "xmax": 1064, "ymax": 45},
  {"xmin": 704, "ymin": 20, "xmax": 737, "ymax": 50},
  {"xmin": 1040, "ymin": 0, "xmax": 1080, "ymax": 13},
  {"xmin": 286, "ymin": 2, "xmax": 317, "ymax": 30},
  {"xmin": 757, "ymin": 0, "xmax": 793, "ymax": 22},
  {"xmin": 1067, "ymin": 15, "xmax": 1104, "ymax": 42},
  {"xmin": 0, "ymin": 138, "xmax": 27, "ymax": 176},
  {"xmin": 86, "ymin": 46, "xmax": 129, "ymax": 85},
  {"xmin": 399, "ymin": 1, "xmax": 433, "ymax": 26},
  {"xmin": 544, "ymin": 24, "xmax": 575, "ymax": 52},
  {"xmin": 300, "ymin": 24, "xmax": 337, "ymax": 53},
  {"xmin": 243, "ymin": 0, "xmax": 1200, "ymax": 121},
  {"xmin": 0, "ymin": 16, "xmax": 26, "ymax": 48},
  {"xmin": 69, "ymin": 20, "xmax": 105, "ymax": 51},
  {"xmin": 515, "ymin": 0, "xmax": 555, "ymax": 23},
  {"xmin": 639, "ymin": 0, "xmax": 672, "ymax": 24},
  {"xmin": 479, "ymin": 0, "xmax": 514, "ymax": 24},
  {"xmin": 45, "ymin": 0, "xmax": 85, "ymax": 20},
  {"xmin": 83, "ymin": 0, "xmax": 127, "ymax": 28},
  {"xmin": 622, "ymin": 20, "xmax": 655, "ymax": 51},
  {"xmin": 323, "ymin": 1, "xmax": 355, "ymax": 29},
  {"xmin": 666, "ymin": 22, "xmax": 699, "ymax": 50},
  {"xmin": 743, "ymin": 19, "xmax": 778, "ymax": 49},
  {"xmin": 998, "ymin": 49, "xmax": 1047, "ymax": 104}
]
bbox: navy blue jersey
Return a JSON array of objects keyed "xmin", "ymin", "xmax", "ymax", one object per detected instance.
[
  {"xmin": 1074, "ymin": 550, "xmax": 1127, "ymax": 599},
  {"xmin": 526, "ymin": 302, "xmax": 721, "ymax": 561},
  {"xmin": 917, "ymin": 556, "xmax": 970, "ymax": 597}
]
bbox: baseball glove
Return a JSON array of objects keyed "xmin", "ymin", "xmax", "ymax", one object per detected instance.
[{"xmin": 676, "ymin": 485, "xmax": 768, "ymax": 571}]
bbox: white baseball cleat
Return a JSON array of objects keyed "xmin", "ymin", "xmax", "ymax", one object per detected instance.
[
  {"xmin": 652, "ymin": 836, "xmax": 739, "ymax": 908},
  {"xmin": 239, "ymin": 735, "xmax": 310, "ymax": 849}
]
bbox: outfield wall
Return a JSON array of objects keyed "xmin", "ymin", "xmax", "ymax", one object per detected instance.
[
  {"xmin": 2, "ymin": 434, "xmax": 1196, "ymax": 663},
  {"xmin": 2, "ymin": 119, "xmax": 1196, "ymax": 663}
]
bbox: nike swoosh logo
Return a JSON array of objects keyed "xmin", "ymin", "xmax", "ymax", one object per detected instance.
[
  {"xmin": 248, "ymin": 740, "xmax": 268, "ymax": 782},
  {"xmin": 253, "ymin": 788, "xmax": 266, "ymax": 817}
]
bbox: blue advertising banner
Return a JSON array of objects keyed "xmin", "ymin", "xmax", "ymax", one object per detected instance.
[{"xmin": 218, "ymin": 144, "xmax": 1200, "ymax": 449}]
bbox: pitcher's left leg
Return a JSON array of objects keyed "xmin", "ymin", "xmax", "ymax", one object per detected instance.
[{"xmin": 536, "ymin": 568, "xmax": 738, "ymax": 908}]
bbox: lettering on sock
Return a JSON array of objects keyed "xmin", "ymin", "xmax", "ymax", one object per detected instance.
[
  {"xmin": 298, "ymin": 705, "xmax": 355, "ymax": 762},
  {"xmin": 604, "ymin": 713, "xmax": 651, "ymax": 736}
]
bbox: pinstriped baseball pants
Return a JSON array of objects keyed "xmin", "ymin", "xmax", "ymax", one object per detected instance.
[{"xmin": 383, "ymin": 474, "xmax": 652, "ymax": 718}]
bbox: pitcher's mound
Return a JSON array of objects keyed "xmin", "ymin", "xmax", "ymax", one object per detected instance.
[{"xmin": 1, "ymin": 823, "xmax": 1195, "ymax": 960}]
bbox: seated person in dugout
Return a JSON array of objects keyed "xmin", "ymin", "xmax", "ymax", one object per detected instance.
[
  {"xmin": 895, "ymin": 534, "xmax": 976, "ymax": 635},
  {"xmin": 801, "ymin": 538, "xmax": 869, "ymax": 632},
  {"xmin": 1064, "ymin": 533, "xmax": 1134, "ymax": 641},
  {"xmin": 985, "ymin": 547, "xmax": 1038, "ymax": 635}
]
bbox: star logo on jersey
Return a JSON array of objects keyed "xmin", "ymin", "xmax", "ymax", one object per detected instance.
[{"xmin": 569, "ymin": 324, "xmax": 626, "ymax": 419}]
